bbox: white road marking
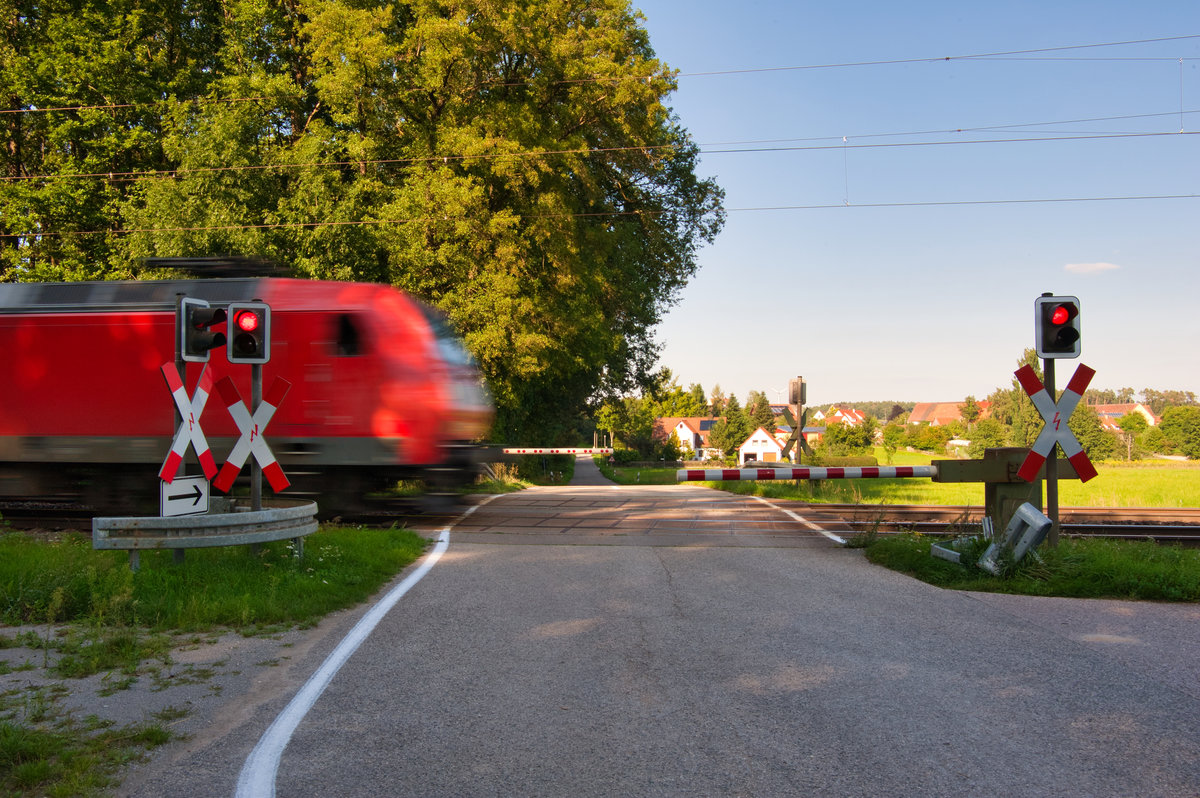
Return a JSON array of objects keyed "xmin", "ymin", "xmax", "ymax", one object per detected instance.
[
  {"xmin": 234, "ymin": 495, "xmax": 499, "ymax": 798},
  {"xmin": 752, "ymin": 494, "xmax": 847, "ymax": 545}
]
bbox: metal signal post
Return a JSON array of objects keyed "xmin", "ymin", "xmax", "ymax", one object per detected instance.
[{"xmin": 1033, "ymin": 293, "xmax": 1085, "ymax": 545}]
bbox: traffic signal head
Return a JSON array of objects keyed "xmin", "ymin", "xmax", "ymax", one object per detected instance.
[
  {"xmin": 180, "ymin": 297, "xmax": 226, "ymax": 362},
  {"xmin": 1034, "ymin": 294, "xmax": 1081, "ymax": 358},
  {"xmin": 226, "ymin": 301, "xmax": 271, "ymax": 364}
]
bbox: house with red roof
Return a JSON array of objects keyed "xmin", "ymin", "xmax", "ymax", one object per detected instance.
[
  {"xmin": 1091, "ymin": 403, "xmax": 1160, "ymax": 431},
  {"xmin": 907, "ymin": 400, "xmax": 990, "ymax": 427},
  {"xmin": 738, "ymin": 427, "xmax": 789, "ymax": 465},
  {"xmin": 826, "ymin": 406, "xmax": 867, "ymax": 426},
  {"xmin": 654, "ymin": 416, "xmax": 723, "ymax": 461}
]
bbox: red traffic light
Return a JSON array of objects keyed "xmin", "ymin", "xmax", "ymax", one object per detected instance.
[
  {"xmin": 1050, "ymin": 303, "xmax": 1076, "ymax": 326},
  {"xmin": 234, "ymin": 309, "xmax": 260, "ymax": 332},
  {"xmin": 226, "ymin": 301, "xmax": 271, "ymax": 364},
  {"xmin": 1034, "ymin": 295, "xmax": 1081, "ymax": 359}
]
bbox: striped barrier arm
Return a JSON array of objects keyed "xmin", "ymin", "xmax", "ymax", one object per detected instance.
[{"xmin": 676, "ymin": 466, "xmax": 938, "ymax": 482}]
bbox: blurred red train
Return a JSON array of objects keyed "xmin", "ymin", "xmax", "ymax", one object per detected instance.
[{"xmin": 0, "ymin": 277, "xmax": 493, "ymax": 515}]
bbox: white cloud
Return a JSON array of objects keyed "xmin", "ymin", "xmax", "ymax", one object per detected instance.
[{"xmin": 1064, "ymin": 262, "xmax": 1121, "ymax": 274}]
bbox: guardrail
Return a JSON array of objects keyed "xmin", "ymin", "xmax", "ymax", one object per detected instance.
[{"xmin": 93, "ymin": 498, "xmax": 318, "ymax": 571}]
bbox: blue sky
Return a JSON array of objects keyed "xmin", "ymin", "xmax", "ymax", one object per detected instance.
[{"xmin": 635, "ymin": 1, "xmax": 1200, "ymax": 407}]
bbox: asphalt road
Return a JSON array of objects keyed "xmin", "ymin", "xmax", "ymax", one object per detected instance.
[{"xmin": 122, "ymin": 457, "xmax": 1200, "ymax": 797}]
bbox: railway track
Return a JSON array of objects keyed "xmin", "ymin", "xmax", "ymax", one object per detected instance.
[
  {"xmin": 0, "ymin": 493, "xmax": 464, "ymax": 532},
  {"xmin": 4, "ymin": 497, "xmax": 1198, "ymax": 543},
  {"xmin": 820, "ymin": 503, "xmax": 1200, "ymax": 542}
]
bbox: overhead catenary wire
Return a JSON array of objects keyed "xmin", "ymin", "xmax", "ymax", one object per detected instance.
[
  {"xmin": 3, "ymin": 125, "xmax": 1197, "ymax": 185},
  {"xmin": 3, "ymin": 192, "xmax": 1198, "ymax": 239},
  {"xmin": 3, "ymin": 32, "xmax": 1198, "ymax": 238},
  {"xmin": 4, "ymin": 33, "xmax": 1198, "ymax": 115}
]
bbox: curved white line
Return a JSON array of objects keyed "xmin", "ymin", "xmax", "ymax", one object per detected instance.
[
  {"xmin": 752, "ymin": 494, "xmax": 847, "ymax": 545},
  {"xmin": 234, "ymin": 495, "xmax": 498, "ymax": 798}
]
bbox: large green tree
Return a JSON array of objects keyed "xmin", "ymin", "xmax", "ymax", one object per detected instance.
[
  {"xmin": 1, "ymin": 0, "xmax": 725, "ymax": 441},
  {"xmin": 1160, "ymin": 406, "xmax": 1200, "ymax": 459},
  {"xmin": 985, "ymin": 349, "xmax": 1045, "ymax": 448}
]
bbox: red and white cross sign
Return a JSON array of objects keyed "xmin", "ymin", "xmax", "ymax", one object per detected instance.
[
  {"xmin": 212, "ymin": 376, "xmax": 292, "ymax": 493},
  {"xmin": 1014, "ymin": 363, "xmax": 1099, "ymax": 483},
  {"xmin": 160, "ymin": 363, "xmax": 218, "ymax": 483}
]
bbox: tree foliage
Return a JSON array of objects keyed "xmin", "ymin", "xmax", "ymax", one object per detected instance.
[
  {"xmin": 707, "ymin": 394, "xmax": 751, "ymax": 459},
  {"xmin": 820, "ymin": 416, "xmax": 876, "ymax": 456},
  {"xmin": 1, "ymin": 0, "xmax": 725, "ymax": 442},
  {"xmin": 1160, "ymin": 406, "xmax": 1200, "ymax": 459}
]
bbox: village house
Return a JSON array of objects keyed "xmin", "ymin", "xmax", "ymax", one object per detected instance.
[
  {"xmin": 653, "ymin": 416, "xmax": 723, "ymax": 461},
  {"xmin": 907, "ymin": 400, "xmax": 991, "ymax": 427},
  {"xmin": 738, "ymin": 427, "xmax": 788, "ymax": 465},
  {"xmin": 1090, "ymin": 402, "xmax": 1161, "ymax": 432},
  {"xmin": 826, "ymin": 406, "xmax": 868, "ymax": 426}
]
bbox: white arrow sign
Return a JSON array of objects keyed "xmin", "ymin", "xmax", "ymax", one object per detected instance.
[{"xmin": 160, "ymin": 475, "xmax": 210, "ymax": 517}]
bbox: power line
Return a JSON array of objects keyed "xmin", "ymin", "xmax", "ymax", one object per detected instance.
[
  {"xmin": 702, "ymin": 130, "xmax": 1197, "ymax": 156},
  {"xmin": 6, "ymin": 34, "xmax": 1198, "ymax": 115},
  {"xmin": 0, "ymin": 96, "xmax": 270, "ymax": 116},
  {"xmin": 725, "ymin": 194, "xmax": 1200, "ymax": 212},
  {"xmin": 4, "ymin": 192, "xmax": 1197, "ymax": 239},
  {"xmin": 672, "ymin": 34, "xmax": 1200, "ymax": 77},
  {"xmin": 700, "ymin": 108, "xmax": 1200, "ymax": 146},
  {"xmin": 4, "ymin": 126, "xmax": 1195, "ymax": 185}
]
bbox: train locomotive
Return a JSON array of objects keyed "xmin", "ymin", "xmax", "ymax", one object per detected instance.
[{"xmin": 0, "ymin": 277, "xmax": 493, "ymax": 516}]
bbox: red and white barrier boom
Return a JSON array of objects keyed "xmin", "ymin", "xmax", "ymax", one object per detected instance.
[
  {"xmin": 503, "ymin": 448, "xmax": 614, "ymax": 455},
  {"xmin": 677, "ymin": 466, "xmax": 937, "ymax": 482}
]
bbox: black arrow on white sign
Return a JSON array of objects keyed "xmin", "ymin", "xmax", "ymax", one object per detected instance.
[{"xmin": 168, "ymin": 484, "xmax": 204, "ymax": 506}]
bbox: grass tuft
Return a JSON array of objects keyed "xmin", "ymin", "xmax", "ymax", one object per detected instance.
[
  {"xmin": 0, "ymin": 522, "xmax": 430, "ymax": 796},
  {"xmin": 859, "ymin": 533, "xmax": 1200, "ymax": 601}
]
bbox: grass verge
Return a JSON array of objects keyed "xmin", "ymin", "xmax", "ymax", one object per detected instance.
[
  {"xmin": 0, "ymin": 523, "xmax": 429, "ymax": 796},
  {"xmin": 856, "ymin": 533, "xmax": 1200, "ymax": 601},
  {"xmin": 594, "ymin": 459, "xmax": 677, "ymax": 485},
  {"xmin": 0, "ymin": 687, "xmax": 179, "ymax": 797}
]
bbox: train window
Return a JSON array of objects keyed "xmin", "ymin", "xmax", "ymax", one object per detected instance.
[
  {"xmin": 336, "ymin": 314, "xmax": 363, "ymax": 356},
  {"xmin": 416, "ymin": 303, "xmax": 475, "ymax": 367}
]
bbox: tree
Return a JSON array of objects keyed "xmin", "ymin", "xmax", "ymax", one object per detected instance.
[
  {"xmin": 1160, "ymin": 406, "xmax": 1200, "ymax": 459},
  {"xmin": 1084, "ymin": 387, "xmax": 1135, "ymax": 405},
  {"xmin": 1142, "ymin": 389, "xmax": 1199, "ymax": 417},
  {"xmin": 3, "ymin": 0, "xmax": 726, "ymax": 444},
  {"xmin": 707, "ymin": 394, "xmax": 750, "ymax": 459},
  {"xmin": 1068, "ymin": 403, "xmax": 1117, "ymax": 462},
  {"xmin": 966, "ymin": 418, "xmax": 1008, "ymax": 458},
  {"xmin": 685, "ymin": 383, "xmax": 708, "ymax": 416},
  {"xmin": 960, "ymin": 396, "xmax": 981, "ymax": 426},
  {"xmin": 708, "ymin": 384, "xmax": 727, "ymax": 417},
  {"xmin": 986, "ymin": 350, "xmax": 1044, "ymax": 448},
  {"xmin": 746, "ymin": 390, "xmax": 775, "ymax": 432},
  {"xmin": 881, "ymin": 424, "xmax": 905, "ymax": 464},
  {"xmin": 1116, "ymin": 412, "xmax": 1149, "ymax": 461},
  {"xmin": 821, "ymin": 417, "xmax": 876, "ymax": 456}
]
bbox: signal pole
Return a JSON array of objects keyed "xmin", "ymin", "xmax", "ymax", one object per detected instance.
[{"xmin": 1043, "ymin": 356, "xmax": 1059, "ymax": 546}]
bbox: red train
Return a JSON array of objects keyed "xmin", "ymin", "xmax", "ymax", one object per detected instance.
[{"xmin": 0, "ymin": 277, "xmax": 493, "ymax": 515}]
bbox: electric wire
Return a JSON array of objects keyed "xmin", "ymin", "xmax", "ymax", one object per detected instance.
[
  {"xmin": 4, "ymin": 34, "xmax": 1197, "ymax": 115},
  {"xmin": 3, "ymin": 126, "xmax": 1196, "ymax": 185},
  {"xmin": 3, "ymin": 192, "xmax": 1197, "ymax": 240}
]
